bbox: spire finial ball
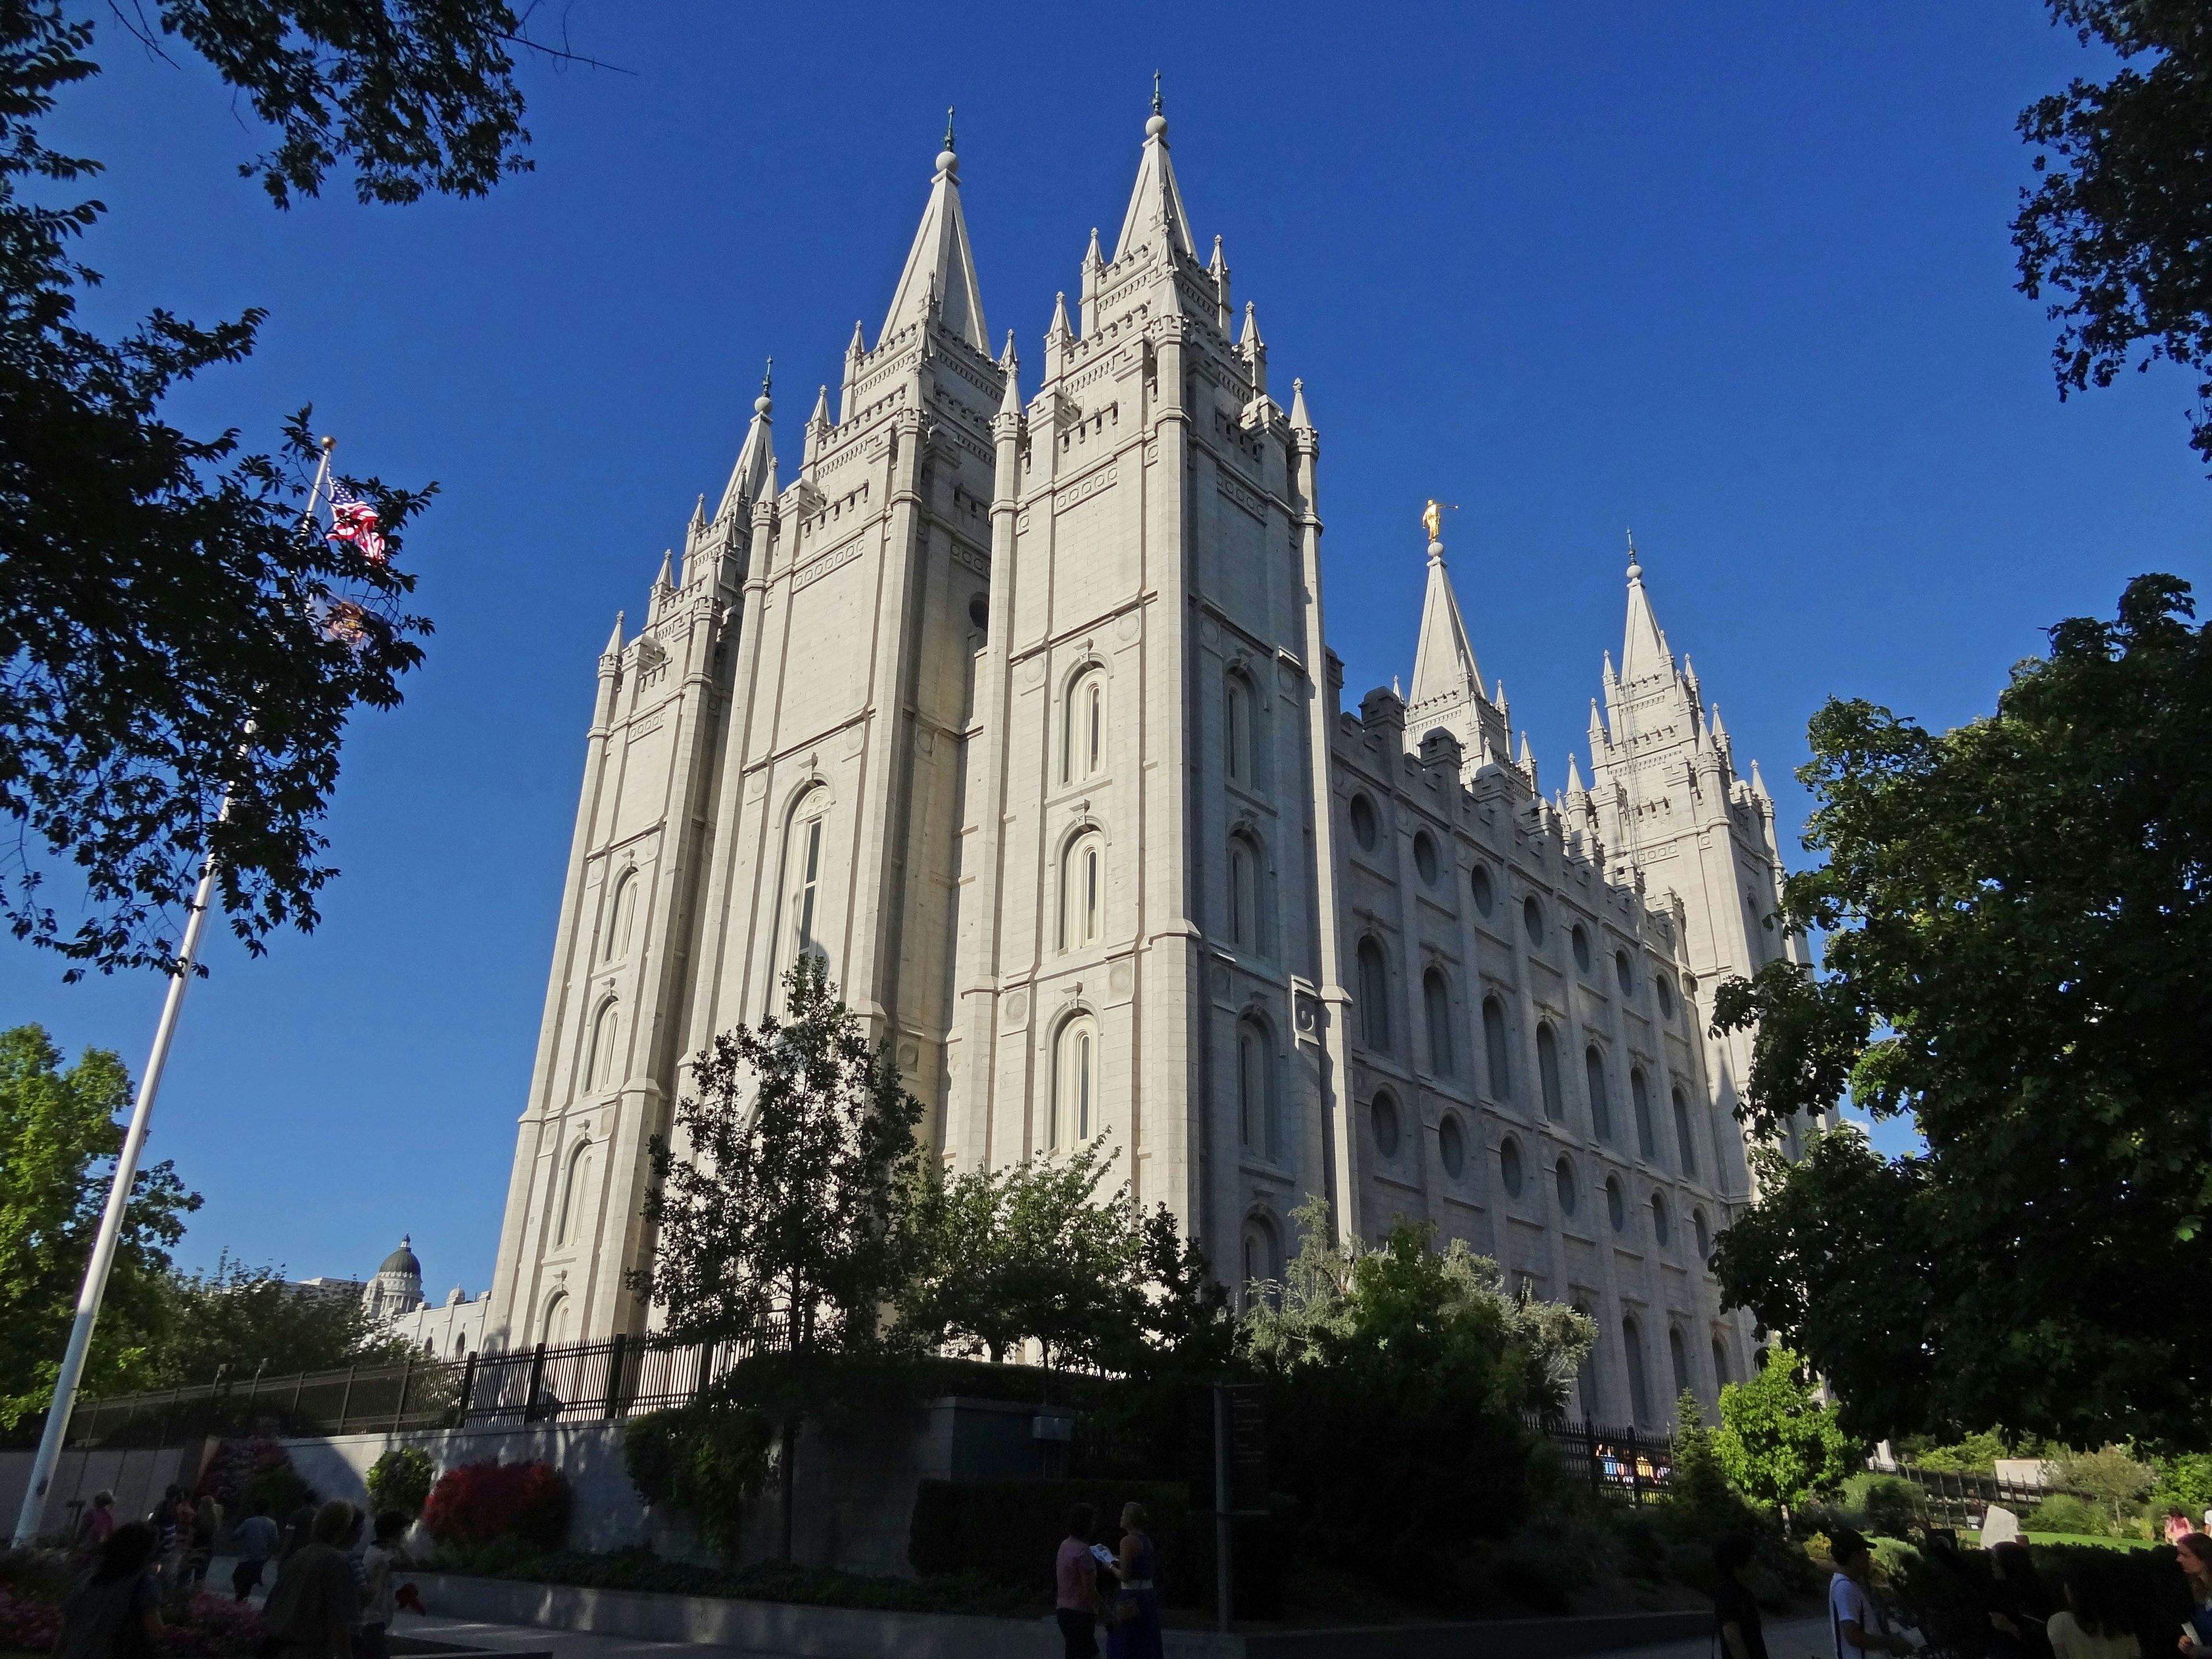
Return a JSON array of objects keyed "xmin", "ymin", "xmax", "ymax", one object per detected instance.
[{"xmin": 1146, "ymin": 112, "xmax": 1168, "ymax": 139}]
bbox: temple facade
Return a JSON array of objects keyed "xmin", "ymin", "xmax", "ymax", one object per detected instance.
[{"xmin": 482, "ymin": 104, "xmax": 1801, "ymax": 1430}]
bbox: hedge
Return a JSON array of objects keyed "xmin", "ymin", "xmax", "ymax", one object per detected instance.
[{"xmin": 910, "ymin": 1478, "xmax": 1188, "ymax": 1592}]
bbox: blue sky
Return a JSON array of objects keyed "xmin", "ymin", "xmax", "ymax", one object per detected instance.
[{"xmin": 6, "ymin": 2, "xmax": 2203, "ymax": 1293}]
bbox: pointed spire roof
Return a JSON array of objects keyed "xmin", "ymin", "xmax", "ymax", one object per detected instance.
[
  {"xmin": 809, "ymin": 384, "xmax": 830, "ymax": 427},
  {"xmin": 1048, "ymin": 290, "xmax": 1073, "ymax": 342},
  {"xmin": 1085, "ymin": 225, "xmax": 1105, "ymax": 269},
  {"xmin": 846, "ymin": 319, "xmax": 867, "ymax": 360},
  {"xmin": 1620, "ymin": 531, "xmax": 1673, "ymax": 683},
  {"xmin": 1238, "ymin": 301, "xmax": 1263, "ymax": 348},
  {"xmin": 654, "ymin": 549, "xmax": 673, "ymax": 589},
  {"xmin": 1566, "ymin": 752, "xmax": 1587, "ymax": 796},
  {"xmin": 1113, "ymin": 78, "xmax": 1198, "ymax": 264},
  {"xmin": 1288, "ymin": 377, "xmax": 1312, "ymax": 431},
  {"xmin": 715, "ymin": 362, "xmax": 777, "ymax": 518},
  {"xmin": 881, "ymin": 114, "xmax": 988, "ymax": 354},
  {"xmin": 997, "ymin": 331, "xmax": 1021, "ymax": 415},
  {"xmin": 603, "ymin": 612, "xmax": 625, "ymax": 655},
  {"xmin": 1407, "ymin": 539, "xmax": 1485, "ymax": 715}
]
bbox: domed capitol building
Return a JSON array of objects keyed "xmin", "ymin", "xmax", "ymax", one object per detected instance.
[{"xmin": 478, "ymin": 101, "xmax": 1808, "ymax": 1431}]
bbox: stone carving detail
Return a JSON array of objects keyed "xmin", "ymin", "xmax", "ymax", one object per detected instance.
[{"xmin": 1054, "ymin": 464, "xmax": 1119, "ymax": 514}]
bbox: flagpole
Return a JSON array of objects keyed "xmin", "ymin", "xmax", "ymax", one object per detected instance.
[{"xmin": 9, "ymin": 435, "xmax": 334, "ymax": 1548}]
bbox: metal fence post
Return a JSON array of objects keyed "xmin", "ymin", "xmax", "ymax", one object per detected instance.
[
  {"xmin": 392, "ymin": 1357, "xmax": 413, "ymax": 1432},
  {"xmin": 523, "ymin": 1344, "xmax": 548, "ymax": 1424},
  {"xmin": 336, "ymin": 1365, "xmax": 357, "ymax": 1435},
  {"xmin": 455, "ymin": 1354, "xmax": 478, "ymax": 1430},
  {"xmin": 603, "ymin": 1334, "xmax": 627, "ymax": 1420}
]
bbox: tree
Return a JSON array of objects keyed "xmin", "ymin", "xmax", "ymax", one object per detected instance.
[
  {"xmin": 2013, "ymin": 2, "xmax": 2212, "ymax": 473},
  {"xmin": 631, "ymin": 959, "xmax": 922, "ymax": 1560},
  {"xmin": 2061, "ymin": 1447, "xmax": 2154, "ymax": 1533},
  {"xmin": 0, "ymin": 1023, "xmax": 198, "ymax": 1427},
  {"xmin": 0, "ymin": 0, "xmax": 555, "ymax": 978},
  {"xmin": 1712, "ymin": 1346, "xmax": 1854, "ymax": 1534},
  {"xmin": 142, "ymin": 1253, "xmax": 411, "ymax": 1387},
  {"xmin": 1710, "ymin": 576, "xmax": 2212, "ymax": 1445},
  {"xmin": 1668, "ymin": 1387, "xmax": 1752, "ymax": 1533}
]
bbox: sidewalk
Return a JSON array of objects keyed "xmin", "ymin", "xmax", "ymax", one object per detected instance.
[{"xmin": 1597, "ymin": 1612, "xmax": 1832, "ymax": 1659}]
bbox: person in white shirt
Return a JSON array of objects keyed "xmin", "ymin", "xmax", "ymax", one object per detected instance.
[{"xmin": 1830, "ymin": 1529, "xmax": 1911, "ymax": 1659}]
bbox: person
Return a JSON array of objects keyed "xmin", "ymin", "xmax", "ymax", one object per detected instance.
[
  {"xmin": 2176, "ymin": 1533, "xmax": 2212, "ymax": 1657},
  {"xmin": 55, "ymin": 1521, "xmax": 163, "ymax": 1659},
  {"xmin": 2044, "ymin": 1553, "xmax": 2139, "ymax": 1659},
  {"xmin": 1714, "ymin": 1535, "xmax": 1770, "ymax": 1659},
  {"xmin": 150, "ymin": 1487, "xmax": 184, "ymax": 1559},
  {"xmin": 75, "ymin": 1491, "xmax": 116, "ymax": 1555},
  {"xmin": 232, "ymin": 1499, "xmax": 280, "ymax": 1601},
  {"xmin": 2169, "ymin": 1510, "xmax": 2199, "ymax": 1547},
  {"xmin": 278, "ymin": 1499, "xmax": 317, "ymax": 1565},
  {"xmin": 358, "ymin": 1511, "xmax": 409, "ymax": 1659},
  {"xmin": 260, "ymin": 1501, "xmax": 362, "ymax": 1659},
  {"xmin": 1990, "ymin": 1540, "xmax": 2055, "ymax": 1659},
  {"xmin": 185, "ymin": 1493, "xmax": 222, "ymax": 1589},
  {"xmin": 1055, "ymin": 1503, "xmax": 1103, "ymax": 1659},
  {"xmin": 1831, "ymin": 1528, "xmax": 1911, "ymax": 1659},
  {"xmin": 1105, "ymin": 1501, "xmax": 1162, "ymax": 1659}
]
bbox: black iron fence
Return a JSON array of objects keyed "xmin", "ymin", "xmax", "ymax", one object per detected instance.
[
  {"xmin": 64, "ymin": 1331, "xmax": 785, "ymax": 1449},
  {"xmin": 1529, "ymin": 1414, "xmax": 1676, "ymax": 1504},
  {"xmin": 1887, "ymin": 1461, "xmax": 2077, "ymax": 1531}
]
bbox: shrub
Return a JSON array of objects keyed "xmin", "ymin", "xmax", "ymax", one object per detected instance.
[
  {"xmin": 195, "ymin": 1437, "xmax": 306, "ymax": 1514},
  {"xmin": 1863, "ymin": 1476, "xmax": 1923, "ymax": 1539},
  {"xmin": 2027, "ymin": 1494, "xmax": 2107, "ymax": 1537},
  {"xmin": 909, "ymin": 1479, "xmax": 1190, "ymax": 1597},
  {"xmin": 1491, "ymin": 1517, "xmax": 1608, "ymax": 1612},
  {"xmin": 0, "ymin": 1585, "xmax": 63, "ymax": 1651},
  {"xmin": 421, "ymin": 1461, "xmax": 571, "ymax": 1550},
  {"xmin": 366, "ymin": 1448, "xmax": 436, "ymax": 1518},
  {"xmin": 623, "ymin": 1407, "xmax": 775, "ymax": 1555},
  {"xmin": 157, "ymin": 1591, "xmax": 267, "ymax": 1656}
]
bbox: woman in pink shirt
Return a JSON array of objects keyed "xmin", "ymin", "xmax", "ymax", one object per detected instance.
[{"xmin": 1055, "ymin": 1503, "xmax": 1101, "ymax": 1659}]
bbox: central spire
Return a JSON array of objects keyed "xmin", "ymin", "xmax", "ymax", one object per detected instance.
[
  {"xmin": 1620, "ymin": 529, "xmax": 1673, "ymax": 684},
  {"xmin": 1407, "ymin": 522, "xmax": 1486, "ymax": 718},
  {"xmin": 880, "ymin": 113, "xmax": 989, "ymax": 354},
  {"xmin": 1113, "ymin": 77, "xmax": 1197, "ymax": 265}
]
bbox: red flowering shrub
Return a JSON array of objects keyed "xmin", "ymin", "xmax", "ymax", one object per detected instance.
[
  {"xmin": 420, "ymin": 1461, "xmax": 570, "ymax": 1550},
  {"xmin": 0, "ymin": 1584, "xmax": 65, "ymax": 1650},
  {"xmin": 159, "ymin": 1591, "xmax": 267, "ymax": 1656}
]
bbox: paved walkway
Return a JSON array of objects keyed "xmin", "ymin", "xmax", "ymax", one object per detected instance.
[{"xmin": 1601, "ymin": 1612, "xmax": 1832, "ymax": 1659}]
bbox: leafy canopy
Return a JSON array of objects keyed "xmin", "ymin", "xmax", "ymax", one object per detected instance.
[
  {"xmin": 0, "ymin": 1022, "xmax": 197, "ymax": 1426},
  {"xmin": 2013, "ymin": 2, "xmax": 2212, "ymax": 472},
  {"xmin": 1711, "ymin": 576, "xmax": 2212, "ymax": 1445},
  {"xmin": 0, "ymin": 0, "xmax": 552, "ymax": 977},
  {"xmin": 1712, "ymin": 1346, "xmax": 1854, "ymax": 1520}
]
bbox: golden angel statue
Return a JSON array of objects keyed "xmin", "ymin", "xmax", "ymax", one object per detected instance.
[{"xmin": 1422, "ymin": 499, "xmax": 1444, "ymax": 544}]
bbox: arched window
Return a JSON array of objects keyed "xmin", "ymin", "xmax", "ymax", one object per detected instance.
[
  {"xmin": 1348, "ymin": 793, "xmax": 1378, "ymax": 851},
  {"xmin": 1650, "ymin": 1190, "xmax": 1672, "ymax": 1247},
  {"xmin": 1063, "ymin": 669, "xmax": 1105, "ymax": 783},
  {"xmin": 555, "ymin": 1138, "xmax": 597, "ymax": 1248},
  {"xmin": 1554, "ymin": 1155, "xmax": 1577, "ymax": 1214},
  {"xmin": 1522, "ymin": 895, "xmax": 1545, "ymax": 944},
  {"xmin": 1669, "ymin": 1325, "xmax": 1691, "ymax": 1400},
  {"xmin": 1571, "ymin": 923, "xmax": 1592, "ymax": 972},
  {"xmin": 1236, "ymin": 1018, "xmax": 1274, "ymax": 1155},
  {"xmin": 1438, "ymin": 1113, "xmax": 1467, "ymax": 1179},
  {"xmin": 585, "ymin": 1001, "xmax": 620, "ymax": 1093},
  {"xmin": 1655, "ymin": 974, "xmax": 1676, "ymax": 1020},
  {"xmin": 604, "ymin": 868, "xmax": 639, "ymax": 961},
  {"xmin": 1499, "ymin": 1135, "xmax": 1524, "ymax": 1196},
  {"xmin": 540, "ymin": 1291, "xmax": 568, "ymax": 1346},
  {"xmin": 1060, "ymin": 831, "xmax": 1104, "ymax": 950},
  {"xmin": 1357, "ymin": 938, "xmax": 1391, "ymax": 1050},
  {"xmin": 1240, "ymin": 1214, "xmax": 1278, "ymax": 1295},
  {"xmin": 1225, "ymin": 673, "xmax": 1252, "ymax": 784},
  {"xmin": 1614, "ymin": 949, "xmax": 1634, "ymax": 997},
  {"xmin": 1622, "ymin": 1315, "xmax": 1653, "ymax": 1425},
  {"xmin": 1412, "ymin": 831, "xmax": 1440, "ymax": 886},
  {"xmin": 768, "ymin": 788, "xmax": 830, "ymax": 1004},
  {"xmin": 1711, "ymin": 1336, "xmax": 1731, "ymax": 1388},
  {"xmin": 1370, "ymin": 1090, "xmax": 1402, "ymax": 1159},
  {"xmin": 1672, "ymin": 1084, "xmax": 1699, "ymax": 1176},
  {"xmin": 1482, "ymin": 996, "xmax": 1511, "ymax": 1099},
  {"xmin": 1573, "ymin": 1303, "xmax": 1600, "ymax": 1419},
  {"xmin": 1051, "ymin": 1014, "xmax": 1099, "ymax": 1147},
  {"xmin": 1228, "ymin": 836, "xmax": 1259, "ymax": 950},
  {"xmin": 1471, "ymin": 865, "xmax": 1495, "ymax": 916},
  {"xmin": 1693, "ymin": 1206, "xmax": 1711, "ymax": 1260},
  {"xmin": 1422, "ymin": 969, "xmax": 1453, "ymax": 1075},
  {"xmin": 1605, "ymin": 1174, "xmax": 1626, "ymax": 1232},
  {"xmin": 453, "ymin": 1334, "xmax": 468, "ymax": 1358},
  {"xmin": 1536, "ymin": 1021, "xmax": 1564, "ymax": 1120},
  {"xmin": 1631, "ymin": 1066, "xmax": 1656, "ymax": 1160},
  {"xmin": 1585, "ymin": 1046, "xmax": 1612, "ymax": 1141}
]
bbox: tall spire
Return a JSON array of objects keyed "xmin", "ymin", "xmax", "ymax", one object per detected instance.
[
  {"xmin": 997, "ymin": 331, "xmax": 1021, "ymax": 415},
  {"xmin": 1407, "ymin": 532, "xmax": 1484, "ymax": 715},
  {"xmin": 1620, "ymin": 529, "xmax": 1672, "ymax": 684},
  {"xmin": 1113, "ymin": 77, "xmax": 1198, "ymax": 264},
  {"xmin": 714, "ymin": 361, "xmax": 777, "ymax": 518},
  {"xmin": 881, "ymin": 113, "xmax": 989, "ymax": 354},
  {"xmin": 1288, "ymin": 377, "xmax": 1312, "ymax": 432}
]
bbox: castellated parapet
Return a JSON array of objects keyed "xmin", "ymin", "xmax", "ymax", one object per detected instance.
[{"xmin": 483, "ymin": 104, "xmax": 1796, "ymax": 1431}]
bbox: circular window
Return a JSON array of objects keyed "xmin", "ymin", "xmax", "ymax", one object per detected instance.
[
  {"xmin": 1412, "ymin": 831, "xmax": 1439, "ymax": 886},
  {"xmin": 1554, "ymin": 1156, "xmax": 1577, "ymax": 1214},
  {"xmin": 1654, "ymin": 974, "xmax": 1675, "ymax": 1019},
  {"xmin": 1499, "ymin": 1137, "xmax": 1524, "ymax": 1196},
  {"xmin": 1571, "ymin": 924, "xmax": 1592, "ymax": 972},
  {"xmin": 1349, "ymin": 794, "xmax": 1378, "ymax": 852},
  {"xmin": 1606, "ymin": 1175, "xmax": 1626, "ymax": 1232},
  {"xmin": 1693, "ymin": 1207, "xmax": 1711, "ymax": 1260},
  {"xmin": 1471, "ymin": 865, "xmax": 1495, "ymax": 916},
  {"xmin": 1522, "ymin": 895, "xmax": 1544, "ymax": 945},
  {"xmin": 1371, "ymin": 1092, "xmax": 1401, "ymax": 1158},
  {"xmin": 1439, "ymin": 1113, "xmax": 1467, "ymax": 1179},
  {"xmin": 1651, "ymin": 1191, "xmax": 1672, "ymax": 1246},
  {"xmin": 968, "ymin": 594, "xmax": 989, "ymax": 631},
  {"xmin": 1615, "ymin": 950, "xmax": 1634, "ymax": 997}
]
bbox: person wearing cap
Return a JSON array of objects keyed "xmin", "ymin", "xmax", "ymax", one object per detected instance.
[{"xmin": 1831, "ymin": 1528, "xmax": 1911, "ymax": 1659}]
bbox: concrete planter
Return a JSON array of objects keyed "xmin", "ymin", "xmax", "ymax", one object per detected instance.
[{"xmin": 409, "ymin": 1571, "xmax": 1714, "ymax": 1659}]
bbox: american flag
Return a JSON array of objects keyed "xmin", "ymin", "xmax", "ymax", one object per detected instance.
[{"xmin": 326, "ymin": 483, "xmax": 387, "ymax": 564}]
